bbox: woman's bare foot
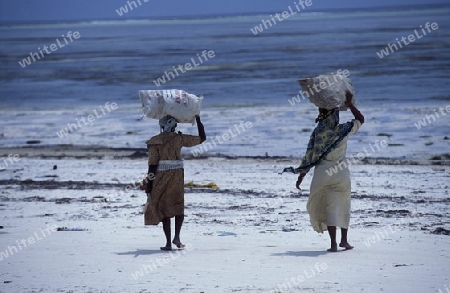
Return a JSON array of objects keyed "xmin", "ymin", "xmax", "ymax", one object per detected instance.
[
  {"xmin": 160, "ymin": 245, "xmax": 172, "ymax": 251},
  {"xmin": 339, "ymin": 242, "xmax": 354, "ymax": 250},
  {"xmin": 172, "ymin": 238, "xmax": 185, "ymax": 249},
  {"xmin": 327, "ymin": 243, "xmax": 338, "ymax": 252}
]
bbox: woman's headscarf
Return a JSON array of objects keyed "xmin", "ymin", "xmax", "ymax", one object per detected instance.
[
  {"xmin": 282, "ymin": 109, "xmax": 354, "ymax": 174},
  {"xmin": 158, "ymin": 115, "xmax": 178, "ymax": 133}
]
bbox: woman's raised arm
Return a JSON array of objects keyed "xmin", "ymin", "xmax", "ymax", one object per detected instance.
[
  {"xmin": 195, "ymin": 115, "xmax": 206, "ymax": 143},
  {"xmin": 345, "ymin": 91, "xmax": 365, "ymax": 124}
]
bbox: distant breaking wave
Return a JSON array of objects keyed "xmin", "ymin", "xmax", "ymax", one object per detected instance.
[{"xmin": 1, "ymin": 6, "xmax": 448, "ymax": 28}]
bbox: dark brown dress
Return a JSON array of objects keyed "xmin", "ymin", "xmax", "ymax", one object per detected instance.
[{"xmin": 144, "ymin": 132, "xmax": 202, "ymax": 225}]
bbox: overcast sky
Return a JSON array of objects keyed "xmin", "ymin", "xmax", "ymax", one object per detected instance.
[{"xmin": 0, "ymin": 0, "xmax": 449, "ymax": 23}]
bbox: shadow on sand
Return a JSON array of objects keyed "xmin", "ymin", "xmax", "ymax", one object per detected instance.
[{"xmin": 116, "ymin": 249, "xmax": 166, "ymax": 258}]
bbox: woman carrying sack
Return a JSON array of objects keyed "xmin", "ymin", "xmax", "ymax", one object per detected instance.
[
  {"xmin": 282, "ymin": 92, "xmax": 364, "ymax": 252},
  {"xmin": 143, "ymin": 115, "xmax": 206, "ymax": 251}
]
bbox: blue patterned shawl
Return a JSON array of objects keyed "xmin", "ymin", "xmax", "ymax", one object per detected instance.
[{"xmin": 282, "ymin": 110, "xmax": 354, "ymax": 174}]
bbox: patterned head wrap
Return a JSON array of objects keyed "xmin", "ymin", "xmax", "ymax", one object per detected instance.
[
  {"xmin": 158, "ymin": 115, "xmax": 178, "ymax": 133},
  {"xmin": 281, "ymin": 109, "xmax": 354, "ymax": 175},
  {"xmin": 316, "ymin": 108, "xmax": 336, "ymax": 123}
]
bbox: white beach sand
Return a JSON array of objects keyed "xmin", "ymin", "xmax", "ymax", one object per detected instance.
[{"xmin": 0, "ymin": 153, "xmax": 449, "ymax": 293}]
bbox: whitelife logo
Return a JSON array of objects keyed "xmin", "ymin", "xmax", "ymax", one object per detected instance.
[
  {"xmin": 288, "ymin": 69, "xmax": 350, "ymax": 106},
  {"xmin": 116, "ymin": 0, "xmax": 149, "ymax": 16},
  {"xmin": 325, "ymin": 140, "xmax": 388, "ymax": 176},
  {"xmin": 250, "ymin": 0, "xmax": 313, "ymax": 35},
  {"xmin": 414, "ymin": 105, "xmax": 450, "ymax": 129},
  {"xmin": 18, "ymin": 31, "xmax": 81, "ymax": 68},
  {"xmin": 153, "ymin": 50, "xmax": 216, "ymax": 86},
  {"xmin": 376, "ymin": 22, "xmax": 439, "ymax": 59},
  {"xmin": 190, "ymin": 121, "xmax": 253, "ymax": 157},
  {"xmin": 56, "ymin": 102, "xmax": 118, "ymax": 139},
  {"xmin": 0, "ymin": 225, "xmax": 58, "ymax": 261},
  {"xmin": 0, "ymin": 154, "xmax": 20, "ymax": 170}
]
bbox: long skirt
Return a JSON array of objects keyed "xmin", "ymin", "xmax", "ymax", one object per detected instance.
[
  {"xmin": 306, "ymin": 159, "xmax": 351, "ymax": 233},
  {"xmin": 144, "ymin": 169, "xmax": 184, "ymax": 225}
]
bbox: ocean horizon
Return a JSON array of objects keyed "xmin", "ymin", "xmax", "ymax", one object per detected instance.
[{"xmin": 0, "ymin": 3, "xmax": 448, "ymax": 25}]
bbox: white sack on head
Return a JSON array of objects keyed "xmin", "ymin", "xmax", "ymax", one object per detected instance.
[
  {"xmin": 298, "ymin": 74, "xmax": 355, "ymax": 110},
  {"xmin": 139, "ymin": 89, "xmax": 203, "ymax": 124}
]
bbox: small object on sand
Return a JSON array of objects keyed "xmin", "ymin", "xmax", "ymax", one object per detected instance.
[
  {"xmin": 0, "ymin": 226, "xmax": 4, "ymax": 229},
  {"xmin": 128, "ymin": 151, "xmax": 147, "ymax": 158},
  {"xmin": 184, "ymin": 181, "xmax": 218, "ymax": 189},
  {"xmin": 56, "ymin": 227, "xmax": 88, "ymax": 231},
  {"xmin": 394, "ymin": 264, "xmax": 409, "ymax": 267},
  {"xmin": 53, "ymin": 165, "xmax": 57, "ymax": 170},
  {"xmin": 26, "ymin": 140, "xmax": 41, "ymax": 144},
  {"xmin": 431, "ymin": 227, "xmax": 450, "ymax": 235},
  {"xmin": 217, "ymin": 231, "xmax": 237, "ymax": 237}
]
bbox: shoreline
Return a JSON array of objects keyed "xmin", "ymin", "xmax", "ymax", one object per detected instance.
[{"xmin": 0, "ymin": 145, "xmax": 449, "ymax": 165}]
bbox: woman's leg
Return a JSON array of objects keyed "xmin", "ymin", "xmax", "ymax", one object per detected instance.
[
  {"xmin": 339, "ymin": 228, "xmax": 354, "ymax": 250},
  {"xmin": 173, "ymin": 215, "xmax": 185, "ymax": 248},
  {"xmin": 161, "ymin": 217, "xmax": 172, "ymax": 250},
  {"xmin": 327, "ymin": 226, "xmax": 338, "ymax": 252}
]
